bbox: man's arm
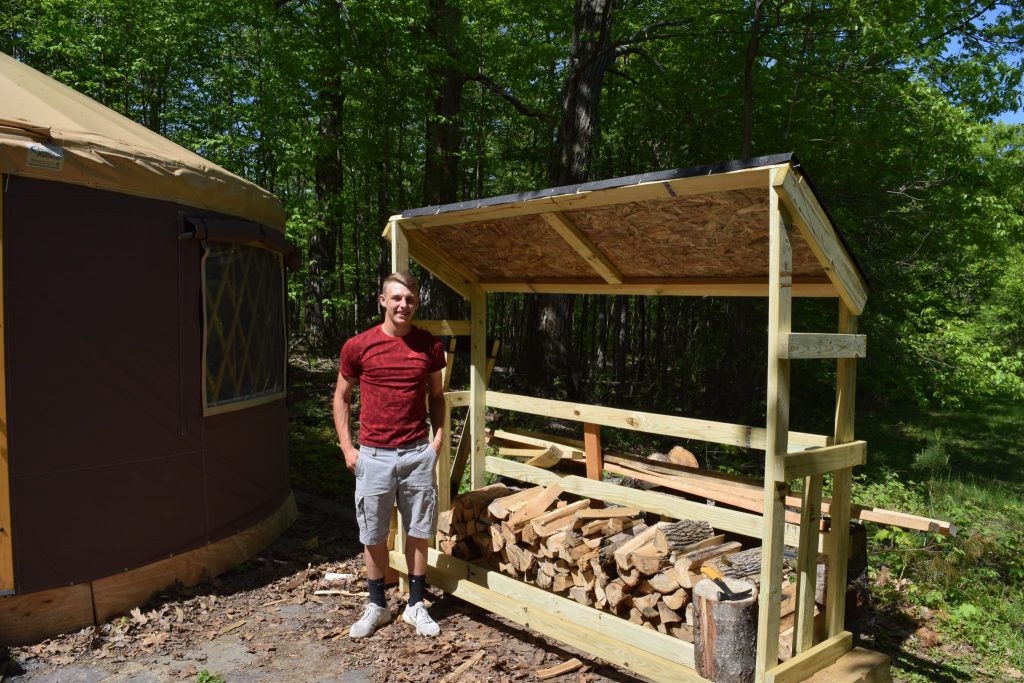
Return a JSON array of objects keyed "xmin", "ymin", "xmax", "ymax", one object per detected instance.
[
  {"xmin": 333, "ymin": 371, "xmax": 360, "ymax": 472},
  {"xmin": 427, "ymin": 369, "xmax": 446, "ymax": 454}
]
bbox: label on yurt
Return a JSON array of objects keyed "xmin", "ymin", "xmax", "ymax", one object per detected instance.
[{"xmin": 26, "ymin": 142, "xmax": 64, "ymax": 171}]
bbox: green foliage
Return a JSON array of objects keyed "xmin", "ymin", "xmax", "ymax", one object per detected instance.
[{"xmin": 195, "ymin": 672, "xmax": 226, "ymax": 683}]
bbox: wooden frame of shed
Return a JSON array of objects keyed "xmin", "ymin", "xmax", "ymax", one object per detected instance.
[{"xmin": 384, "ymin": 154, "xmax": 888, "ymax": 683}]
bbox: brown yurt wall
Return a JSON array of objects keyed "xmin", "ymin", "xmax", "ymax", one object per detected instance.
[{"xmin": 2, "ymin": 175, "xmax": 288, "ymax": 594}]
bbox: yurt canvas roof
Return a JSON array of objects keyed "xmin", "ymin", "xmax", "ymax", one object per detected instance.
[
  {"xmin": 0, "ymin": 51, "xmax": 284, "ymax": 231},
  {"xmin": 387, "ymin": 154, "xmax": 869, "ymax": 314}
]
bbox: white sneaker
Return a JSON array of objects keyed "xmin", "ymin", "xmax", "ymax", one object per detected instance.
[
  {"xmin": 349, "ymin": 602, "xmax": 391, "ymax": 638},
  {"xmin": 402, "ymin": 601, "xmax": 440, "ymax": 636}
]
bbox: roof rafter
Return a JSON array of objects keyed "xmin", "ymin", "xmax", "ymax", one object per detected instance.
[{"xmin": 540, "ymin": 211, "xmax": 624, "ymax": 284}]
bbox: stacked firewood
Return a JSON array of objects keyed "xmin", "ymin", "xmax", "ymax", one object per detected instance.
[{"xmin": 437, "ymin": 482, "xmax": 766, "ymax": 642}]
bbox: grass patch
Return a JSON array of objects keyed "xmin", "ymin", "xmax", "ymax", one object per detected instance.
[{"xmin": 854, "ymin": 399, "xmax": 1024, "ymax": 681}]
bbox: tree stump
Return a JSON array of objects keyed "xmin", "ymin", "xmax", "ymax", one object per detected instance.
[{"xmin": 692, "ymin": 577, "xmax": 758, "ymax": 683}]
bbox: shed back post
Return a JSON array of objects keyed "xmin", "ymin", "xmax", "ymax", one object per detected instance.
[
  {"xmin": 826, "ymin": 302, "xmax": 858, "ymax": 636},
  {"xmin": 469, "ymin": 285, "xmax": 488, "ymax": 490}
]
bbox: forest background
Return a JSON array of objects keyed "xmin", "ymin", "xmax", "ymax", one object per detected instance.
[{"xmin": 2, "ymin": 1, "xmax": 1023, "ymax": 680}]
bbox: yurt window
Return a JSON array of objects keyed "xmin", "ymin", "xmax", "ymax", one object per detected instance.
[{"xmin": 201, "ymin": 242, "xmax": 286, "ymax": 415}]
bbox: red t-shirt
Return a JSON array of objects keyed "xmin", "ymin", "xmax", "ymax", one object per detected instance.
[{"xmin": 340, "ymin": 324, "xmax": 447, "ymax": 447}]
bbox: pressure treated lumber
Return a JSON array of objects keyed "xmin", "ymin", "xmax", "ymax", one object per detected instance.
[
  {"xmin": 485, "ymin": 391, "xmax": 830, "ymax": 451},
  {"xmin": 486, "ymin": 456, "xmax": 815, "ymax": 550},
  {"xmin": 394, "ymin": 549, "xmax": 704, "ymax": 683},
  {"xmin": 414, "ymin": 319, "xmax": 472, "ymax": 337},
  {"xmin": 756, "ymin": 183, "xmax": 792, "ymax": 681},
  {"xmin": 764, "ymin": 631, "xmax": 854, "ymax": 683},
  {"xmin": 540, "ymin": 211, "xmax": 624, "ymax": 284},
  {"xmin": 776, "ymin": 171, "xmax": 868, "ymax": 314},
  {"xmin": 693, "ymin": 577, "xmax": 758, "ymax": 683},
  {"xmin": 781, "ymin": 333, "xmax": 866, "ymax": 360}
]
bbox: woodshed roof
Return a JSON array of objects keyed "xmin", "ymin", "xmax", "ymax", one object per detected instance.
[{"xmin": 386, "ymin": 154, "xmax": 869, "ymax": 314}]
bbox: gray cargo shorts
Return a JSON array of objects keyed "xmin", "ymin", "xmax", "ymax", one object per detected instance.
[{"xmin": 354, "ymin": 438, "xmax": 438, "ymax": 546}]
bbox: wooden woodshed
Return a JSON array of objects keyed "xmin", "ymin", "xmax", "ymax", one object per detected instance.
[
  {"xmin": 384, "ymin": 154, "xmax": 891, "ymax": 683},
  {"xmin": 0, "ymin": 52, "xmax": 296, "ymax": 643}
]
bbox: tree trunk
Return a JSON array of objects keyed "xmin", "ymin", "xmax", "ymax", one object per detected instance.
[
  {"xmin": 419, "ymin": 0, "xmax": 468, "ymax": 319},
  {"xmin": 741, "ymin": 0, "xmax": 766, "ymax": 159},
  {"xmin": 306, "ymin": 83, "xmax": 345, "ymax": 347}
]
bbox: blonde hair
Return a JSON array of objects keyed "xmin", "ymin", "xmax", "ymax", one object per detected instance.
[{"xmin": 381, "ymin": 271, "xmax": 419, "ymax": 296}]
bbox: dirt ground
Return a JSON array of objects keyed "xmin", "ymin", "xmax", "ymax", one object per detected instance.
[{"xmin": 2, "ymin": 490, "xmax": 648, "ymax": 683}]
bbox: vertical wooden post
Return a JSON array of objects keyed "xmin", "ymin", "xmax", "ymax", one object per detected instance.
[
  {"xmin": 436, "ymin": 395, "xmax": 452, "ymax": 517},
  {"xmin": 389, "ymin": 219, "xmax": 408, "ymax": 273},
  {"xmin": 794, "ymin": 472, "xmax": 823, "ymax": 653},
  {"xmin": 583, "ymin": 423, "xmax": 604, "ymax": 508},
  {"xmin": 469, "ymin": 285, "xmax": 487, "ymax": 490},
  {"xmin": 0, "ymin": 176, "xmax": 12, "ymax": 593},
  {"xmin": 755, "ymin": 179, "xmax": 792, "ymax": 681},
  {"xmin": 390, "ymin": 221, "xmax": 409, "ymax": 591},
  {"xmin": 826, "ymin": 301, "xmax": 858, "ymax": 637}
]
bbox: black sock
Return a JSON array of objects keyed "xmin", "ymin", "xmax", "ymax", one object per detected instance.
[
  {"xmin": 409, "ymin": 574, "xmax": 427, "ymax": 606},
  {"xmin": 367, "ymin": 577, "xmax": 386, "ymax": 608}
]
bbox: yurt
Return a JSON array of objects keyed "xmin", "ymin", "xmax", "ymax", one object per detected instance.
[{"xmin": 0, "ymin": 51, "xmax": 296, "ymax": 643}]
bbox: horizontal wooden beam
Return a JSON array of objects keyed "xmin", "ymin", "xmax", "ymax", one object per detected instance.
[
  {"xmin": 540, "ymin": 211, "xmax": 624, "ymax": 284},
  {"xmin": 393, "ymin": 167, "xmax": 779, "ymax": 230},
  {"xmin": 776, "ymin": 172, "xmax": 868, "ymax": 314},
  {"xmin": 486, "ymin": 391, "xmax": 831, "ymax": 451},
  {"xmin": 781, "ymin": 333, "xmax": 866, "ymax": 359},
  {"xmin": 446, "ymin": 390, "xmax": 469, "ymax": 407},
  {"xmin": 415, "ymin": 319, "xmax": 472, "ymax": 337},
  {"xmin": 487, "ymin": 456, "xmax": 820, "ymax": 550},
  {"xmin": 390, "ymin": 549, "xmax": 703, "ymax": 683},
  {"xmin": 480, "ymin": 277, "xmax": 836, "ymax": 298},
  {"xmin": 782, "ymin": 441, "xmax": 866, "ymax": 481},
  {"xmin": 765, "ymin": 630, "xmax": 853, "ymax": 683}
]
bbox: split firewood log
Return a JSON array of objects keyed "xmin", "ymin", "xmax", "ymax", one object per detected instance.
[
  {"xmin": 662, "ymin": 587, "xmax": 690, "ymax": 611},
  {"xmin": 568, "ymin": 585, "xmax": 594, "ymax": 606},
  {"xmin": 613, "ymin": 523, "xmax": 665, "ymax": 571},
  {"xmin": 630, "ymin": 544, "xmax": 669, "ymax": 575},
  {"xmin": 604, "ymin": 579, "xmax": 632, "ymax": 609},
  {"xmin": 507, "ymin": 483, "xmax": 562, "ymax": 529},
  {"xmin": 487, "ymin": 486, "xmax": 545, "ymax": 520},
  {"xmin": 632, "ymin": 592, "xmax": 661, "ymax": 620},
  {"xmin": 640, "ymin": 569, "xmax": 681, "ymax": 595},
  {"xmin": 597, "ymin": 523, "xmax": 649, "ymax": 566},
  {"xmin": 673, "ymin": 541, "xmax": 742, "ymax": 576},
  {"xmin": 653, "ymin": 519, "xmax": 714, "ymax": 555},
  {"xmin": 657, "ymin": 600, "xmax": 683, "ymax": 626}
]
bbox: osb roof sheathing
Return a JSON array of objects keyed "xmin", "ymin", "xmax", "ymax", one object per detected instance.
[{"xmin": 392, "ymin": 154, "xmax": 869, "ymax": 305}]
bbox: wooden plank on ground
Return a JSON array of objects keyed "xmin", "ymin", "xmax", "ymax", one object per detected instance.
[{"xmin": 765, "ymin": 631, "xmax": 853, "ymax": 683}]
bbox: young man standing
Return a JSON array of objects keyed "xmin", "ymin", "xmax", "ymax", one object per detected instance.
[{"xmin": 333, "ymin": 272, "xmax": 447, "ymax": 638}]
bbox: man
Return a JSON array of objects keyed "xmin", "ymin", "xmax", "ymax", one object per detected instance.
[{"xmin": 333, "ymin": 272, "xmax": 447, "ymax": 638}]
